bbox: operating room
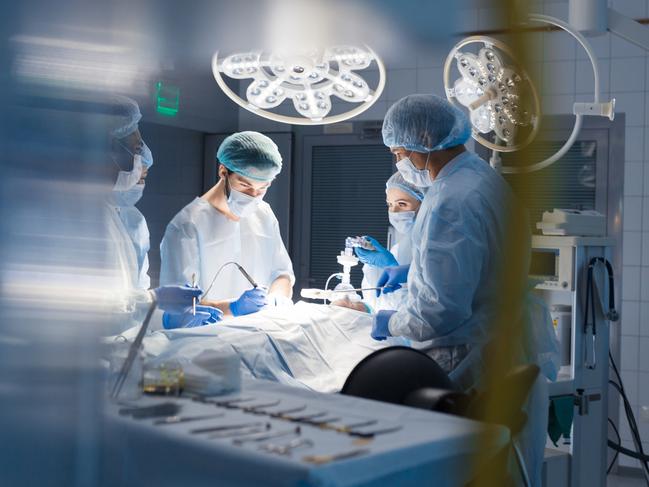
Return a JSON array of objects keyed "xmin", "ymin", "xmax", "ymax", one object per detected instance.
[{"xmin": 2, "ymin": 0, "xmax": 649, "ymax": 486}]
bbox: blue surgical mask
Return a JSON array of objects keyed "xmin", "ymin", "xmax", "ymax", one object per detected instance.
[
  {"xmin": 226, "ymin": 178, "xmax": 262, "ymax": 218},
  {"xmin": 389, "ymin": 210, "xmax": 416, "ymax": 234},
  {"xmin": 396, "ymin": 154, "xmax": 433, "ymax": 188}
]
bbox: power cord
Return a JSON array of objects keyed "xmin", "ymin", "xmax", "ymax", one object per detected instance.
[{"xmin": 608, "ymin": 351, "xmax": 649, "ymax": 483}]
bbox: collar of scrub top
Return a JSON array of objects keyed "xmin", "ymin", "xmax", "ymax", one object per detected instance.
[{"xmin": 429, "ymin": 150, "xmax": 474, "ymax": 182}]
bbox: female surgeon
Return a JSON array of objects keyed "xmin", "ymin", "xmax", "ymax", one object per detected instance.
[
  {"xmin": 159, "ymin": 131, "xmax": 294, "ymax": 318},
  {"xmin": 352, "ymin": 172, "xmax": 424, "ymax": 312}
]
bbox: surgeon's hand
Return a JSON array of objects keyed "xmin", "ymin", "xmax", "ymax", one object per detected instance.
[
  {"xmin": 230, "ymin": 288, "xmax": 268, "ymax": 317},
  {"xmin": 162, "ymin": 305, "xmax": 223, "ymax": 329},
  {"xmin": 372, "ymin": 310, "xmax": 396, "ymax": 340},
  {"xmin": 152, "ymin": 285, "xmax": 203, "ymax": 314},
  {"xmin": 376, "ymin": 264, "xmax": 410, "ymax": 296},
  {"xmin": 354, "ymin": 236, "xmax": 398, "ymax": 268}
]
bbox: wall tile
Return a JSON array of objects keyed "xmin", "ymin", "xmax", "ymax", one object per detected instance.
[
  {"xmin": 542, "ymin": 60, "xmax": 576, "ymax": 95},
  {"xmin": 610, "ymin": 0, "xmax": 648, "ymax": 19},
  {"xmin": 617, "ymin": 94, "xmax": 646, "ymax": 128},
  {"xmin": 416, "ymin": 67, "xmax": 444, "ymax": 95},
  {"xmin": 624, "ymin": 231, "xmax": 642, "ymax": 265},
  {"xmin": 622, "ymin": 300, "xmax": 641, "ymax": 335},
  {"xmin": 624, "ymin": 196, "xmax": 642, "ymax": 230},
  {"xmin": 612, "ymin": 35, "xmax": 646, "ymax": 58},
  {"xmin": 640, "ymin": 302, "xmax": 649, "ymax": 336},
  {"xmin": 639, "ymin": 372, "xmax": 649, "ymax": 405},
  {"xmin": 576, "ymin": 33, "xmax": 611, "ymax": 61},
  {"xmin": 611, "ymin": 57, "xmax": 646, "ymax": 92},
  {"xmin": 643, "ymin": 233, "xmax": 649, "ymax": 266},
  {"xmin": 642, "ymin": 267, "xmax": 649, "ymax": 301},
  {"xmin": 640, "ymin": 337, "xmax": 649, "ymax": 371},
  {"xmin": 625, "ymin": 161, "xmax": 643, "ymax": 196},
  {"xmin": 543, "ymin": 31, "xmax": 576, "ymax": 61},
  {"xmin": 621, "ymin": 335, "xmax": 639, "ymax": 370},
  {"xmin": 623, "ymin": 265, "xmax": 642, "ymax": 300},
  {"xmin": 621, "ymin": 370, "xmax": 639, "ymax": 405}
]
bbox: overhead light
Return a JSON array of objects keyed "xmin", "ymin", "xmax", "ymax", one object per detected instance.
[{"xmin": 212, "ymin": 45, "xmax": 386, "ymax": 125}]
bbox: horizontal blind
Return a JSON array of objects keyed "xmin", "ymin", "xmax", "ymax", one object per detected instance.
[
  {"xmin": 500, "ymin": 140, "xmax": 598, "ymax": 232},
  {"xmin": 310, "ymin": 145, "xmax": 394, "ymax": 289}
]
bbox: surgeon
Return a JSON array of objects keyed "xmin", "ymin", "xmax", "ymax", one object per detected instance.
[
  {"xmin": 108, "ymin": 96, "xmax": 221, "ymax": 329},
  {"xmin": 159, "ymin": 131, "xmax": 294, "ymax": 317},
  {"xmin": 333, "ymin": 172, "xmax": 424, "ymax": 313},
  {"xmin": 373, "ymin": 94, "xmax": 554, "ymax": 486}
]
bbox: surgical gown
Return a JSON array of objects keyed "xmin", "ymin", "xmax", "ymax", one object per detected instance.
[
  {"xmin": 113, "ymin": 205, "xmax": 150, "ymax": 290},
  {"xmin": 159, "ymin": 197, "xmax": 294, "ymax": 301}
]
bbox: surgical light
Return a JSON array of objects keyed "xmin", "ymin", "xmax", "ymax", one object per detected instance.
[
  {"xmin": 444, "ymin": 14, "xmax": 616, "ymax": 174},
  {"xmin": 444, "ymin": 36, "xmax": 541, "ymax": 154},
  {"xmin": 212, "ymin": 46, "xmax": 386, "ymax": 125}
]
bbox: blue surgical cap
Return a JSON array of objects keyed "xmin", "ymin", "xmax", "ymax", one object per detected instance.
[
  {"xmin": 217, "ymin": 131, "xmax": 282, "ymax": 181},
  {"xmin": 109, "ymin": 95, "xmax": 142, "ymax": 139},
  {"xmin": 385, "ymin": 172, "xmax": 425, "ymax": 201},
  {"xmin": 382, "ymin": 94, "xmax": 471, "ymax": 153}
]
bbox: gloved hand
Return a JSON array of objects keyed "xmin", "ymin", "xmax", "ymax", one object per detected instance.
[
  {"xmin": 152, "ymin": 285, "xmax": 203, "ymax": 314},
  {"xmin": 376, "ymin": 264, "xmax": 410, "ymax": 296},
  {"xmin": 372, "ymin": 310, "xmax": 396, "ymax": 340},
  {"xmin": 354, "ymin": 236, "xmax": 398, "ymax": 268},
  {"xmin": 230, "ymin": 287, "xmax": 268, "ymax": 317},
  {"xmin": 162, "ymin": 305, "xmax": 223, "ymax": 329}
]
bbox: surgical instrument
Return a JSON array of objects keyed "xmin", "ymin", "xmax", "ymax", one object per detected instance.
[
  {"xmin": 191, "ymin": 421, "xmax": 270, "ymax": 435},
  {"xmin": 153, "ymin": 413, "xmax": 224, "ymax": 425},
  {"xmin": 321, "ymin": 419, "xmax": 379, "ymax": 434},
  {"xmin": 191, "ymin": 272, "xmax": 197, "ymax": 316},
  {"xmin": 240, "ymin": 399, "xmax": 282, "ymax": 413},
  {"xmin": 302, "ymin": 416, "xmax": 341, "ymax": 426},
  {"xmin": 203, "ymin": 261, "xmax": 258, "ymax": 299},
  {"xmin": 268, "ymin": 405, "xmax": 307, "ymax": 418},
  {"xmin": 349, "ymin": 425, "xmax": 403, "ymax": 438},
  {"xmin": 286, "ymin": 411, "xmax": 328, "ymax": 422},
  {"xmin": 208, "ymin": 424, "xmax": 271, "ymax": 439},
  {"xmin": 261, "ymin": 438, "xmax": 314, "ymax": 456},
  {"xmin": 300, "ymin": 286, "xmax": 399, "ymax": 300},
  {"xmin": 303, "ymin": 448, "xmax": 370, "ymax": 465},
  {"xmin": 110, "ymin": 299, "xmax": 156, "ymax": 399},
  {"xmin": 233, "ymin": 426, "xmax": 301, "ymax": 445},
  {"xmin": 119, "ymin": 402, "xmax": 181, "ymax": 419}
]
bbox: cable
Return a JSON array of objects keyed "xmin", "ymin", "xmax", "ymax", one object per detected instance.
[
  {"xmin": 323, "ymin": 273, "xmax": 343, "ymax": 304},
  {"xmin": 607, "ymin": 418, "xmax": 621, "ymax": 474},
  {"xmin": 203, "ymin": 261, "xmax": 258, "ymax": 299},
  {"xmin": 608, "ymin": 352, "xmax": 649, "ymax": 482}
]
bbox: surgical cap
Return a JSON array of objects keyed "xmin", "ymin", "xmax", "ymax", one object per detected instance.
[
  {"xmin": 385, "ymin": 172, "xmax": 425, "ymax": 201},
  {"xmin": 382, "ymin": 94, "xmax": 471, "ymax": 153},
  {"xmin": 217, "ymin": 131, "xmax": 282, "ymax": 181},
  {"xmin": 109, "ymin": 95, "xmax": 142, "ymax": 139}
]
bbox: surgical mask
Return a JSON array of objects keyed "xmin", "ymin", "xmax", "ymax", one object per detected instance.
[
  {"xmin": 226, "ymin": 177, "xmax": 262, "ymax": 218},
  {"xmin": 396, "ymin": 154, "xmax": 433, "ymax": 188},
  {"xmin": 114, "ymin": 154, "xmax": 143, "ymax": 192},
  {"xmin": 389, "ymin": 210, "xmax": 416, "ymax": 234}
]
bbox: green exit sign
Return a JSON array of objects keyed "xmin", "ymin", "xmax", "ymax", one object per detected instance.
[{"xmin": 155, "ymin": 81, "xmax": 180, "ymax": 116}]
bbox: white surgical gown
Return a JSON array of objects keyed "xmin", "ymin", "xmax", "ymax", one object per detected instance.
[
  {"xmin": 361, "ymin": 235, "xmax": 412, "ymax": 311},
  {"xmin": 114, "ymin": 205, "xmax": 150, "ymax": 290},
  {"xmin": 159, "ymin": 197, "xmax": 294, "ymax": 301}
]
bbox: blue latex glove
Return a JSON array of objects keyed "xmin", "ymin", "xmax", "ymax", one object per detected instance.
[
  {"xmin": 230, "ymin": 287, "xmax": 268, "ymax": 317},
  {"xmin": 152, "ymin": 285, "xmax": 203, "ymax": 314},
  {"xmin": 354, "ymin": 236, "xmax": 398, "ymax": 268},
  {"xmin": 372, "ymin": 310, "xmax": 396, "ymax": 340},
  {"xmin": 376, "ymin": 264, "xmax": 410, "ymax": 296},
  {"xmin": 162, "ymin": 305, "xmax": 223, "ymax": 329}
]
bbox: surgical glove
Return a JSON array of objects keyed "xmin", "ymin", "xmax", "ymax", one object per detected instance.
[
  {"xmin": 376, "ymin": 264, "xmax": 410, "ymax": 296},
  {"xmin": 162, "ymin": 305, "xmax": 223, "ymax": 329},
  {"xmin": 372, "ymin": 310, "xmax": 396, "ymax": 340},
  {"xmin": 267, "ymin": 293, "xmax": 294, "ymax": 307},
  {"xmin": 354, "ymin": 236, "xmax": 398, "ymax": 268},
  {"xmin": 152, "ymin": 285, "xmax": 203, "ymax": 314},
  {"xmin": 230, "ymin": 288, "xmax": 268, "ymax": 317}
]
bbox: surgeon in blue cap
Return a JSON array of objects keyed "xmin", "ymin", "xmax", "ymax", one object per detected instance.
[{"xmin": 160, "ymin": 131, "xmax": 294, "ymax": 317}]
